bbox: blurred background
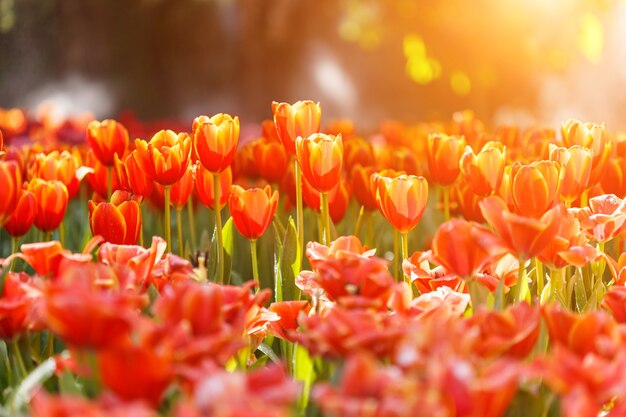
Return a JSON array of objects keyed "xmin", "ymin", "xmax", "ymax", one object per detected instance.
[{"xmin": 1, "ymin": 0, "xmax": 625, "ymax": 131}]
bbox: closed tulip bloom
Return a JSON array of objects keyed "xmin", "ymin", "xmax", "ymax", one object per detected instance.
[
  {"xmin": 427, "ymin": 133, "xmax": 466, "ymax": 186},
  {"xmin": 509, "ymin": 161, "xmax": 561, "ymax": 218},
  {"xmin": 296, "ymin": 133, "xmax": 343, "ymax": 193},
  {"xmin": 350, "ymin": 165, "xmax": 378, "ymax": 211},
  {"xmin": 600, "ymin": 156, "xmax": 626, "ymax": 198},
  {"xmin": 86, "ymin": 149, "xmax": 122, "ymax": 199},
  {"xmin": 4, "ymin": 189, "xmax": 37, "ymax": 238},
  {"xmin": 169, "ymin": 163, "xmax": 194, "ymax": 208},
  {"xmin": 229, "ymin": 185, "xmax": 278, "ymax": 240},
  {"xmin": 343, "ymin": 136, "xmax": 375, "ymax": 171},
  {"xmin": 88, "ymin": 190, "xmax": 142, "ymax": 245},
  {"xmin": 86, "ymin": 119, "xmax": 129, "ymax": 166},
  {"xmin": 273, "ymin": 100, "xmax": 322, "ymax": 155},
  {"xmin": 253, "ymin": 136, "xmax": 289, "ymax": 183},
  {"xmin": 133, "ymin": 130, "xmax": 192, "ymax": 186},
  {"xmin": 114, "ymin": 153, "xmax": 154, "ymax": 197},
  {"xmin": 29, "ymin": 150, "xmax": 84, "ymax": 199},
  {"xmin": 549, "ymin": 144, "xmax": 593, "ymax": 205},
  {"xmin": 29, "ymin": 179, "xmax": 68, "ymax": 232},
  {"xmin": 193, "ymin": 113, "xmax": 239, "ymax": 173},
  {"xmin": 0, "ymin": 160, "xmax": 21, "ymax": 227},
  {"xmin": 460, "ymin": 141, "xmax": 507, "ymax": 197},
  {"xmin": 562, "ymin": 120, "xmax": 611, "ymax": 188},
  {"xmin": 374, "ymin": 174, "xmax": 429, "ymax": 233},
  {"xmin": 194, "ymin": 164, "xmax": 232, "ymax": 210}
]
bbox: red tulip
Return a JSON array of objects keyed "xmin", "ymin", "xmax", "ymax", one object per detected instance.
[
  {"xmin": 86, "ymin": 119, "xmax": 129, "ymax": 166},
  {"xmin": 228, "ymin": 185, "xmax": 279, "ymax": 241},
  {"xmin": 273, "ymin": 100, "xmax": 321, "ymax": 155},
  {"xmin": 88, "ymin": 190, "xmax": 142, "ymax": 245}
]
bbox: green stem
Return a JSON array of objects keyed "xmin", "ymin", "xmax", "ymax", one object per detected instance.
[
  {"xmin": 393, "ymin": 228, "xmax": 400, "ymax": 281},
  {"xmin": 467, "ymin": 279, "xmax": 483, "ymax": 311},
  {"xmin": 213, "ymin": 174, "xmax": 224, "ymax": 284},
  {"xmin": 354, "ymin": 205, "xmax": 365, "ymax": 239},
  {"xmin": 107, "ymin": 166, "xmax": 113, "ymax": 200},
  {"xmin": 250, "ymin": 239, "xmax": 259, "ymax": 291},
  {"xmin": 320, "ymin": 192, "xmax": 331, "ymax": 245},
  {"xmin": 514, "ymin": 258, "xmax": 528, "ymax": 303},
  {"xmin": 164, "ymin": 186, "xmax": 171, "ymax": 252},
  {"xmin": 59, "ymin": 221, "xmax": 65, "ymax": 248},
  {"xmin": 442, "ymin": 186, "xmax": 450, "ymax": 222},
  {"xmin": 10, "ymin": 339, "xmax": 27, "ymax": 380},
  {"xmin": 295, "ymin": 161, "xmax": 305, "ymax": 258},
  {"xmin": 10, "ymin": 237, "xmax": 18, "ymax": 271},
  {"xmin": 176, "ymin": 208, "xmax": 184, "ymax": 256},
  {"xmin": 187, "ymin": 201, "xmax": 197, "ymax": 252},
  {"xmin": 536, "ymin": 258, "xmax": 544, "ymax": 300},
  {"xmin": 139, "ymin": 203, "xmax": 144, "ymax": 246},
  {"xmin": 401, "ymin": 232, "xmax": 410, "ymax": 286},
  {"xmin": 366, "ymin": 211, "xmax": 374, "ymax": 247}
]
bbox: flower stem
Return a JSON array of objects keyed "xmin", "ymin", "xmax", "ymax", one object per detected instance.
[
  {"xmin": 401, "ymin": 232, "xmax": 410, "ymax": 286},
  {"xmin": 59, "ymin": 221, "xmax": 65, "ymax": 248},
  {"xmin": 164, "ymin": 185, "xmax": 171, "ymax": 252},
  {"xmin": 213, "ymin": 174, "xmax": 224, "ymax": 284},
  {"xmin": 250, "ymin": 239, "xmax": 259, "ymax": 291},
  {"xmin": 321, "ymin": 192, "xmax": 331, "ymax": 245},
  {"xmin": 393, "ymin": 228, "xmax": 400, "ymax": 281},
  {"xmin": 516, "ymin": 258, "xmax": 528, "ymax": 303},
  {"xmin": 354, "ymin": 205, "xmax": 365, "ymax": 239},
  {"xmin": 187, "ymin": 201, "xmax": 197, "ymax": 252},
  {"xmin": 295, "ymin": 160, "xmax": 305, "ymax": 257},
  {"xmin": 107, "ymin": 166, "xmax": 113, "ymax": 200},
  {"xmin": 535, "ymin": 258, "xmax": 544, "ymax": 300},
  {"xmin": 442, "ymin": 186, "xmax": 450, "ymax": 222},
  {"xmin": 10, "ymin": 237, "xmax": 18, "ymax": 271},
  {"xmin": 177, "ymin": 207, "xmax": 184, "ymax": 256}
]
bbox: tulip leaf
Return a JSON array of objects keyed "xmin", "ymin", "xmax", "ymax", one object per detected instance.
[
  {"xmin": 273, "ymin": 221, "xmax": 284, "ymax": 303},
  {"xmin": 294, "ymin": 344, "xmax": 315, "ymax": 415},
  {"xmin": 540, "ymin": 281, "xmax": 551, "ymax": 305},
  {"xmin": 280, "ymin": 217, "xmax": 301, "ymax": 301},
  {"xmin": 222, "ymin": 217, "xmax": 234, "ymax": 285},
  {"xmin": 574, "ymin": 272, "xmax": 587, "ymax": 313}
]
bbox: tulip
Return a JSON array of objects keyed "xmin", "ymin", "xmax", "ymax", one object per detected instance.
[
  {"xmin": 508, "ymin": 160, "xmax": 561, "ymax": 218},
  {"xmin": 600, "ymin": 156, "xmax": 626, "ymax": 198},
  {"xmin": 86, "ymin": 119, "xmax": 129, "ymax": 166},
  {"xmin": 88, "ymin": 190, "xmax": 142, "ymax": 245},
  {"xmin": 193, "ymin": 113, "xmax": 239, "ymax": 174},
  {"xmin": 229, "ymin": 185, "xmax": 279, "ymax": 288},
  {"xmin": 296, "ymin": 133, "xmax": 343, "ymax": 244},
  {"xmin": 85, "ymin": 149, "xmax": 122, "ymax": 199},
  {"xmin": 194, "ymin": 164, "xmax": 232, "ymax": 211},
  {"xmin": 114, "ymin": 153, "xmax": 154, "ymax": 198},
  {"xmin": 0, "ymin": 129, "xmax": 3, "ymax": 154},
  {"xmin": 273, "ymin": 100, "xmax": 322, "ymax": 257},
  {"xmin": 549, "ymin": 144, "xmax": 593, "ymax": 206},
  {"xmin": 0, "ymin": 159, "xmax": 21, "ymax": 227},
  {"xmin": 29, "ymin": 150, "xmax": 84, "ymax": 199},
  {"xmin": 273, "ymin": 100, "xmax": 322, "ymax": 156},
  {"xmin": 253, "ymin": 136, "xmax": 289, "ymax": 184},
  {"xmin": 572, "ymin": 193, "xmax": 626, "ymax": 243},
  {"xmin": 460, "ymin": 141, "xmax": 506, "ymax": 197},
  {"xmin": 29, "ymin": 179, "xmax": 68, "ymax": 235},
  {"xmin": 343, "ymin": 136, "xmax": 375, "ymax": 172},
  {"xmin": 133, "ymin": 129, "xmax": 192, "ymax": 251},
  {"xmin": 4, "ymin": 188, "xmax": 37, "ymax": 239}
]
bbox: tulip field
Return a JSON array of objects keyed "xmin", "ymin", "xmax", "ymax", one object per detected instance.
[{"xmin": 2, "ymin": 102, "xmax": 626, "ymax": 417}]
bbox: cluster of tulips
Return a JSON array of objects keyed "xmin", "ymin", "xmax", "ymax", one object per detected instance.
[{"xmin": 3, "ymin": 102, "xmax": 626, "ymax": 417}]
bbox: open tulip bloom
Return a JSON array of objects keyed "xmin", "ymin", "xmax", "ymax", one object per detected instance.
[{"xmin": 3, "ymin": 106, "xmax": 626, "ymax": 417}]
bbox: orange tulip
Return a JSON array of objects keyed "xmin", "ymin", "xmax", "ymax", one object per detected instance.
[
  {"xmin": 168, "ymin": 163, "xmax": 194, "ymax": 209},
  {"xmin": 29, "ymin": 179, "xmax": 68, "ymax": 232},
  {"xmin": 350, "ymin": 164, "xmax": 378, "ymax": 211},
  {"xmin": 480, "ymin": 195, "xmax": 563, "ymax": 261},
  {"xmin": 343, "ymin": 136, "xmax": 375, "ymax": 171},
  {"xmin": 296, "ymin": 133, "xmax": 343, "ymax": 193},
  {"xmin": 86, "ymin": 119, "xmax": 129, "ymax": 166},
  {"xmin": 193, "ymin": 113, "xmax": 239, "ymax": 174},
  {"xmin": 600, "ymin": 156, "xmax": 626, "ymax": 198},
  {"xmin": 373, "ymin": 174, "xmax": 428, "ymax": 233},
  {"xmin": 452, "ymin": 179, "xmax": 485, "ymax": 222},
  {"xmin": 85, "ymin": 149, "xmax": 122, "ymax": 199},
  {"xmin": 431, "ymin": 218, "xmax": 506, "ymax": 279},
  {"xmin": 4, "ymin": 188, "xmax": 37, "ymax": 238},
  {"xmin": 231, "ymin": 140, "xmax": 259, "ymax": 181},
  {"xmin": 253, "ymin": 136, "xmax": 289, "ymax": 183},
  {"xmin": 114, "ymin": 153, "xmax": 154, "ymax": 197},
  {"xmin": 88, "ymin": 190, "xmax": 142, "ymax": 245},
  {"xmin": 549, "ymin": 144, "xmax": 592, "ymax": 205},
  {"xmin": 228, "ymin": 185, "xmax": 278, "ymax": 241},
  {"xmin": 194, "ymin": 164, "xmax": 232, "ymax": 210},
  {"xmin": 0, "ymin": 160, "xmax": 21, "ymax": 227},
  {"xmin": 272, "ymin": 100, "xmax": 321, "ymax": 155},
  {"xmin": 460, "ymin": 141, "xmax": 506, "ymax": 197},
  {"xmin": 508, "ymin": 160, "xmax": 561, "ymax": 218},
  {"xmin": 133, "ymin": 130, "xmax": 192, "ymax": 186},
  {"xmin": 427, "ymin": 133, "xmax": 466, "ymax": 186},
  {"xmin": 29, "ymin": 150, "xmax": 84, "ymax": 199},
  {"xmin": 562, "ymin": 120, "xmax": 611, "ymax": 189}
]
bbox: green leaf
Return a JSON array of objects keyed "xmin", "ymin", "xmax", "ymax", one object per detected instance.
[
  {"xmin": 294, "ymin": 344, "xmax": 315, "ymax": 415},
  {"xmin": 574, "ymin": 272, "xmax": 587, "ymax": 313},
  {"xmin": 59, "ymin": 370, "xmax": 83, "ymax": 395},
  {"xmin": 540, "ymin": 281, "xmax": 551, "ymax": 305},
  {"xmin": 222, "ymin": 217, "xmax": 234, "ymax": 285},
  {"xmin": 279, "ymin": 217, "xmax": 301, "ymax": 301},
  {"xmin": 273, "ymin": 222, "xmax": 284, "ymax": 303}
]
